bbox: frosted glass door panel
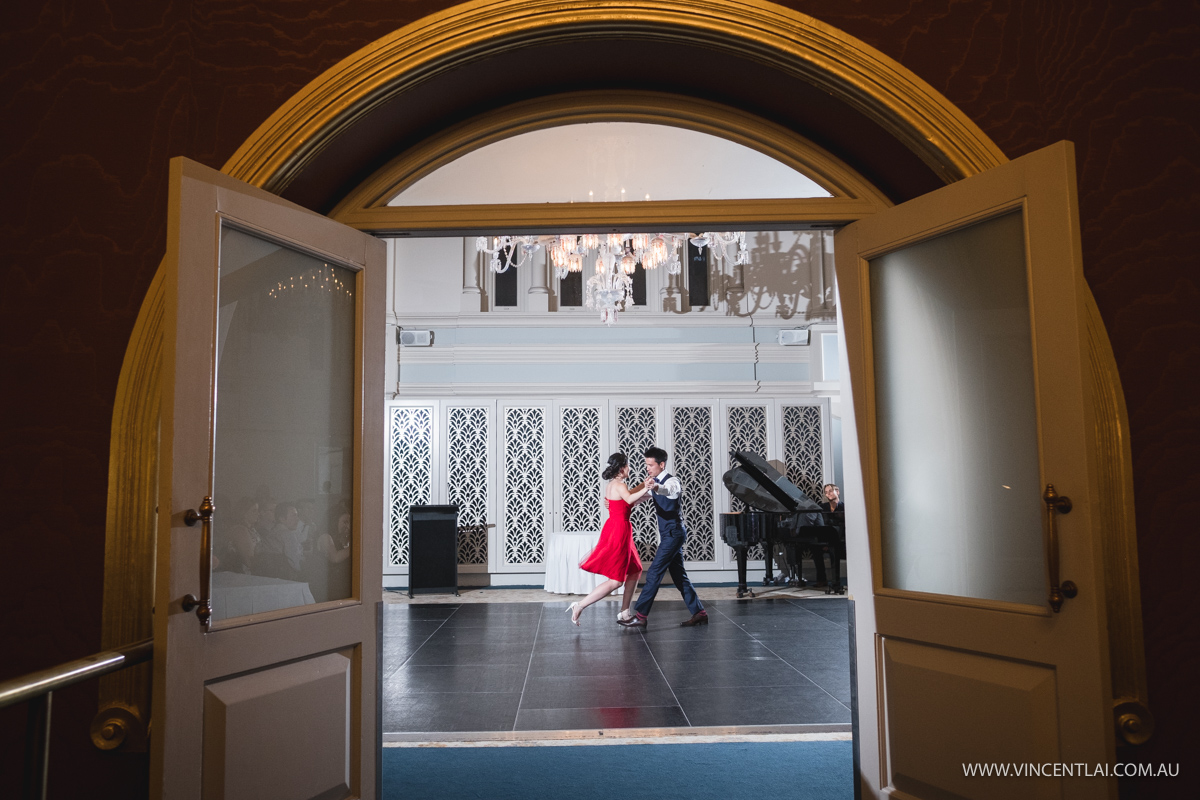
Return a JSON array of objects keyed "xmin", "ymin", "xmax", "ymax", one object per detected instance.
[
  {"xmin": 210, "ymin": 226, "xmax": 356, "ymax": 622},
  {"xmin": 870, "ymin": 211, "xmax": 1044, "ymax": 606}
]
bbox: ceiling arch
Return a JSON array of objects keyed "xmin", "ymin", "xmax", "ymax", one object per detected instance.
[
  {"xmin": 387, "ymin": 122, "xmax": 833, "ymax": 206},
  {"xmin": 220, "ymin": 0, "xmax": 1008, "ymax": 216}
]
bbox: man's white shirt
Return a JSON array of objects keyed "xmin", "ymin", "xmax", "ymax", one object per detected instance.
[{"xmin": 650, "ymin": 473, "xmax": 682, "ymax": 500}]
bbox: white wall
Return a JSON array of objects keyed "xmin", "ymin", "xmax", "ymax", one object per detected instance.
[
  {"xmin": 384, "ymin": 231, "xmax": 839, "ymax": 393},
  {"xmin": 388, "ymin": 122, "xmax": 832, "ymax": 206},
  {"xmin": 388, "ymin": 237, "xmax": 463, "ymax": 316}
]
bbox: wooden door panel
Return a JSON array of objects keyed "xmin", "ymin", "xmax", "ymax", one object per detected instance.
[
  {"xmin": 202, "ymin": 652, "xmax": 352, "ymax": 800},
  {"xmin": 882, "ymin": 637, "xmax": 1060, "ymax": 799}
]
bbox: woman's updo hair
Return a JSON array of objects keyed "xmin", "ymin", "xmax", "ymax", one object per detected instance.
[{"xmin": 602, "ymin": 452, "xmax": 628, "ymax": 481}]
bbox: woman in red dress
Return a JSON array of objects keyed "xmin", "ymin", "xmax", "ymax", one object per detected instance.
[{"xmin": 569, "ymin": 453, "xmax": 651, "ymax": 625}]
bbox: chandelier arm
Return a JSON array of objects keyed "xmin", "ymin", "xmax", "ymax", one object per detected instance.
[{"xmin": 481, "ymin": 228, "xmax": 744, "ymax": 321}]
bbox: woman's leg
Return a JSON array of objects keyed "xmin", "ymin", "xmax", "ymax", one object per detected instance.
[
  {"xmin": 574, "ymin": 578, "xmax": 620, "ymax": 621},
  {"xmin": 620, "ymin": 572, "xmax": 642, "ymax": 614}
]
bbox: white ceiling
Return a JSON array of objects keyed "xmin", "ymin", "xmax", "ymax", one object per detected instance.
[{"xmin": 388, "ymin": 122, "xmax": 832, "ymax": 206}]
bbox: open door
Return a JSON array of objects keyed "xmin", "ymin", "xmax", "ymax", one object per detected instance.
[
  {"xmin": 836, "ymin": 142, "xmax": 1115, "ymax": 798},
  {"xmin": 151, "ymin": 158, "xmax": 385, "ymax": 799}
]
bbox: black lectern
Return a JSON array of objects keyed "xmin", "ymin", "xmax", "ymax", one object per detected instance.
[{"xmin": 408, "ymin": 505, "xmax": 459, "ymax": 597}]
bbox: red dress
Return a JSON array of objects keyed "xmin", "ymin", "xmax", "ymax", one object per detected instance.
[{"xmin": 579, "ymin": 497, "xmax": 643, "ymax": 581}]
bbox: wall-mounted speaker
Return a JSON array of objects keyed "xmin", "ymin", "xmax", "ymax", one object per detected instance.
[
  {"xmin": 398, "ymin": 329, "xmax": 434, "ymax": 347},
  {"xmin": 778, "ymin": 329, "xmax": 810, "ymax": 346}
]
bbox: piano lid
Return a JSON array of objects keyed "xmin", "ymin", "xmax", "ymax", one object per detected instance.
[{"xmin": 723, "ymin": 450, "xmax": 821, "ymax": 514}]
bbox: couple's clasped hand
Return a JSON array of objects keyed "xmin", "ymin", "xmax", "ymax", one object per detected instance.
[{"xmin": 605, "ymin": 477, "xmax": 652, "ymax": 509}]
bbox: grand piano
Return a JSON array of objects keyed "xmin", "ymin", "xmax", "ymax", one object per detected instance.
[{"xmin": 720, "ymin": 450, "xmax": 846, "ymax": 598}]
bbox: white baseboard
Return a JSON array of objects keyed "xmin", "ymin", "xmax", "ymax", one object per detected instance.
[{"xmin": 380, "ymin": 567, "xmax": 810, "ymax": 589}]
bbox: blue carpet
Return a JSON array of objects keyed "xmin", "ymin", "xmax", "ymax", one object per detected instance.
[{"xmin": 383, "ymin": 740, "xmax": 852, "ymax": 800}]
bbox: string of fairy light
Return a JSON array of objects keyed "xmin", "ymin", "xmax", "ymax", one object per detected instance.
[{"xmin": 267, "ymin": 263, "xmax": 353, "ymax": 299}]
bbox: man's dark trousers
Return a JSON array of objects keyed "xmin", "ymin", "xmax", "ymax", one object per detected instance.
[{"xmin": 633, "ymin": 521, "xmax": 703, "ymax": 617}]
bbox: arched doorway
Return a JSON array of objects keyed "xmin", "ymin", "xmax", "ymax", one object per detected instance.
[{"xmin": 103, "ymin": 2, "xmax": 1144, "ymax": 797}]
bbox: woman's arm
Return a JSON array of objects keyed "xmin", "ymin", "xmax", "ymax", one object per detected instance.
[
  {"xmin": 317, "ymin": 533, "xmax": 351, "ymax": 563},
  {"xmin": 614, "ymin": 478, "xmax": 652, "ymax": 503}
]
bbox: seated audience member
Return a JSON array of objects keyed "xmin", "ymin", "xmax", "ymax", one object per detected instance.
[
  {"xmin": 257, "ymin": 497, "xmax": 277, "ymax": 539},
  {"xmin": 297, "ymin": 497, "xmax": 318, "ymax": 553},
  {"xmin": 215, "ymin": 497, "xmax": 260, "ymax": 574},
  {"xmin": 259, "ymin": 502, "xmax": 304, "ymax": 580},
  {"xmin": 311, "ymin": 511, "xmax": 352, "ymax": 603},
  {"xmin": 276, "ymin": 502, "xmax": 305, "ymax": 576}
]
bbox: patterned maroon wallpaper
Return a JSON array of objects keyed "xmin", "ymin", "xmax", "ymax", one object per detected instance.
[{"xmin": 1, "ymin": 2, "xmax": 1195, "ymax": 797}]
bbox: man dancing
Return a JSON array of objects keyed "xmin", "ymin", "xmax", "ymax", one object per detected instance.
[{"xmin": 618, "ymin": 446, "xmax": 708, "ymax": 629}]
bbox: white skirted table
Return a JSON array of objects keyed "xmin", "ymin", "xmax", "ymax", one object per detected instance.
[
  {"xmin": 211, "ymin": 571, "xmax": 316, "ymax": 621},
  {"xmin": 543, "ymin": 531, "xmax": 617, "ymax": 595}
]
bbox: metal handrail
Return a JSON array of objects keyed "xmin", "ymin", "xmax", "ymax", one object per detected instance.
[
  {"xmin": 0, "ymin": 637, "xmax": 153, "ymax": 800},
  {"xmin": 0, "ymin": 638, "xmax": 153, "ymax": 709}
]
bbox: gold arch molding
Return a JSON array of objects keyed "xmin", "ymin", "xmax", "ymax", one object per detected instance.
[
  {"xmin": 223, "ymin": 0, "xmax": 1008, "ymax": 197},
  {"xmin": 103, "ymin": 3, "xmax": 1011, "ymax": 743},
  {"xmin": 105, "ymin": 0, "xmax": 1159, "ymax": 757},
  {"xmin": 329, "ymin": 91, "xmax": 895, "ymax": 234}
]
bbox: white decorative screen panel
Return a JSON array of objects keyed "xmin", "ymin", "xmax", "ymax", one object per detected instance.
[
  {"xmin": 503, "ymin": 407, "xmax": 546, "ymax": 564},
  {"xmin": 726, "ymin": 405, "xmax": 768, "ymax": 512},
  {"xmin": 783, "ymin": 405, "xmax": 824, "ymax": 502},
  {"xmin": 671, "ymin": 406, "xmax": 716, "ymax": 562},
  {"xmin": 447, "ymin": 407, "xmax": 489, "ymax": 565},
  {"xmin": 616, "ymin": 406, "xmax": 659, "ymax": 563},
  {"xmin": 560, "ymin": 407, "xmax": 602, "ymax": 532},
  {"xmin": 388, "ymin": 406, "xmax": 434, "ymax": 566},
  {"xmin": 727, "ymin": 405, "xmax": 768, "ymax": 559}
]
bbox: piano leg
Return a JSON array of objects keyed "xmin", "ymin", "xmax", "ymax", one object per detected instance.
[
  {"xmin": 762, "ymin": 542, "xmax": 775, "ymax": 586},
  {"xmin": 735, "ymin": 546, "xmax": 754, "ymax": 598}
]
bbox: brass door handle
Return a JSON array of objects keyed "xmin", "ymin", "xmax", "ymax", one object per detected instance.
[
  {"xmin": 181, "ymin": 496, "xmax": 215, "ymax": 629},
  {"xmin": 1114, "ymin": 699, "xmax": 1155, "ymax": 746},
  {"xmin": 1044, "ymin": 484, "xmax": 1077, "ymax": 612}
]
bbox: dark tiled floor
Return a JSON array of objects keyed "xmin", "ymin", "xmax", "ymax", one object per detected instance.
[{"xmin": 382, "ymin": 598, "xmax": 852, "ymax": 733}]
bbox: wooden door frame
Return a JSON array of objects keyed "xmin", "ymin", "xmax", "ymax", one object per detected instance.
[{"xmin": 99, "ymin": 1, "xmax": 1150, "ymax": 792}]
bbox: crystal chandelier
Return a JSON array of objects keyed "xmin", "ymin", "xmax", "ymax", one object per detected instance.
[
  {"xmin": 585, "ymin": 250, "xmax": 630, "ymax": 326},
  {"xmin": 476, "ymin": 232, "xmax": 749, "ymax": 324}
]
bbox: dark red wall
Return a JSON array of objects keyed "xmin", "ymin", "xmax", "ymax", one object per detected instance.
[{"xmin": 1, "ymin": 2, "xmax": 1195, "ymax": 797}]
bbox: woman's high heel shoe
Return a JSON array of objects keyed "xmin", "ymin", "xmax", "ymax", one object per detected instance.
[
  {"xmin": 567, "ymin": 602, "xmax": 581, "ymax": 626},
  {"xmin": 617, "ymin": 608, "xmax": 634, "ymax": 623}
]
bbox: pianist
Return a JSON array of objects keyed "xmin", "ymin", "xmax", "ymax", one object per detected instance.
[
  {"xmin": 811, "ymin": 484, "xmax": 844, "ymax": 587},
  {"xmin": 822, "ymin": 484, "xmax": 843, "ymax": 513}
]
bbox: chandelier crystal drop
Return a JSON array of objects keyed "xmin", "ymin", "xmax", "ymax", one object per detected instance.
[
  {"xmin": 620, "ymin": 248, "xmax": 637, "ymax": 275},
  {"xmin": 477, "ymin": 230, "xmax": 749, "ymax": 323},
  {"xmin": 586, "ymin": 253, "xmax": 631, "ymax": 326}
]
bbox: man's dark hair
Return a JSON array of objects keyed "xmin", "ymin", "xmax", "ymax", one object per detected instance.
[{"xmin": 644, "ymin": 446, "xmax": 668, "ymax": 465}]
